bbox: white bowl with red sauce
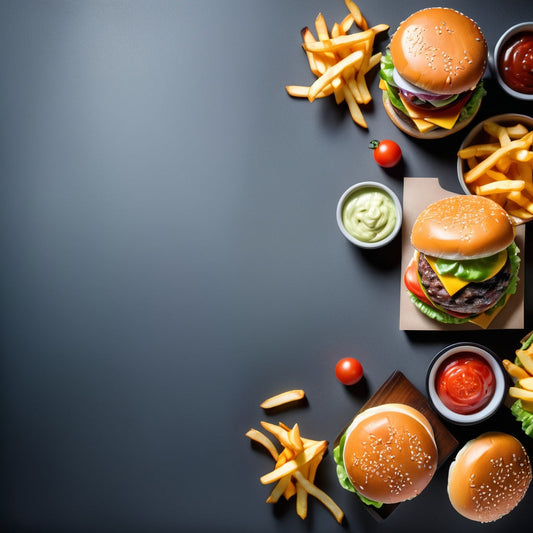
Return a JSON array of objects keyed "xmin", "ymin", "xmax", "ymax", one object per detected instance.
[
  {"xmin": 426, "ymin": 343, "xmax": 507, "ymax": 425},
  {"xmin": 493, "ymin": 22, "xmax": 533, "ymax": 101}
]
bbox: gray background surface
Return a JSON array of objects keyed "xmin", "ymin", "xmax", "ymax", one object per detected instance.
[{"xmin": 1, "ymin": 1, "xmax": 532, "ymax": 532}]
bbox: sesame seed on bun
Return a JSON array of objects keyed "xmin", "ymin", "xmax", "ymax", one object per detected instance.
[
  {"xmin": 447, "ymin": 432, "xmax": 532, "ymax": 522},
  {"xmin": 342, "ymin": 403, "xmax": 438, "ymax": 504},
  {"xmin": 411, "ymin": 195, "xmax": 515, "ymax": 261},
  {"xmin": 390, "ymin": 8, "xmax": 488, "ymax": 95}
]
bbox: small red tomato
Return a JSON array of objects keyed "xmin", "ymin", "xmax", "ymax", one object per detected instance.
[
  {"xmin": 369, "ymin": 139, "xmax": 402, "ymax": 168},
  {"xmin": 335, "ymin": 357, "xmax": 364, "ymax": 386}
]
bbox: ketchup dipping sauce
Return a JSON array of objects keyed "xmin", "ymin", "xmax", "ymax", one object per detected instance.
[
  {"xmin": 435, "ymin": 353, "xmax": 495, "ymax": 415},
  {"xmin": 426, "ymin": 343, "xmax": 506, "ymax": 425},
  {"xmin": 498, "ymin": 31, "xmax": 533, "ymax": 95}
]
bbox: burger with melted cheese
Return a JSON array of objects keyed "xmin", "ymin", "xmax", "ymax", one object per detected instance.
[
  {"xmin": 404, "ymin": 195, "xmax": 520, "ymax": 326},
  {"xmin": 448, "ymin": 432, "xmax": 531, "ymax": 522},
  {"xmin": 333, "ymin": 403, "xmax": 438, "ymax": 508},
  {"xmin": 379, "ymin": 7, "xmax": 488, "ymax": 138}
]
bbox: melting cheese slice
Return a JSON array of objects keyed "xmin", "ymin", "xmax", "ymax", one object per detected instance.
[
  {"xmin": 398, "ymin": 94, "xmax": 463, "ymax": 132},
  {"xmin": 424, "ymin": 249, "xmax": 508, "ymax": 296}
]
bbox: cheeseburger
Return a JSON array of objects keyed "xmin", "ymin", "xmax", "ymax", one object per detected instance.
[
  {"xmin": 333, "ymin": 404, "xmax": 438, "ymax": 508},
  {"xmin": 379, "ymin": 8, "xmax": 488, "ymax": 138},
  {"xmin": 404, "ymin": 195, "xmax": 520, "ymax": 325},
  {"xmin": 448, "ymin": 432, "xmax": 532, "ymax": 522}
]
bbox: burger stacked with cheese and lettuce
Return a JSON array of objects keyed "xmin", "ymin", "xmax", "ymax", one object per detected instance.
[
  {"xmin": 404, "ymin": 195, "xmax": 520, "ymax": 326},
  {"xmin": 379, "ymin": 7, "xmax": 488, "ymax": 138}
]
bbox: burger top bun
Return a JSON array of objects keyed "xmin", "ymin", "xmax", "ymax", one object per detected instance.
[
  {"xmin": 343, "ymin": 403, "xmax": 438, "ymax": 505},
  {"xmin": 411, "ymin": 195, "xmax": 515, "ymax": 260},
  {"xmin": 390, "ymin": 8, "xmax": 488, "ymax": 95},
  {"xmin": 447, "ymin": 432, "xmax": 532, "ymax": 522}
]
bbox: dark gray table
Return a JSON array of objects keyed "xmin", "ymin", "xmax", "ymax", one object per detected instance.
[{"xmin": 1, "ymin": 1, "xmax": 532, "ymax": 532}]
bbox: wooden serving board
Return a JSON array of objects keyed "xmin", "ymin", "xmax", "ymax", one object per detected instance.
[{"xmin": 334, "ymin": 370, "xmax": 459, "ymax": 521}]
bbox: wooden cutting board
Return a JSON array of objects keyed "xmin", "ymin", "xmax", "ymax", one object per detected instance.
[{"xmin": 334, "ymin": 370, "xmax": 459, "ymax": 521}]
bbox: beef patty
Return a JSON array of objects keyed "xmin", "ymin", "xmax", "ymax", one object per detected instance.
[{"xmin": 417, "ymin": 253, "xmax": 512, "ymax": 315}]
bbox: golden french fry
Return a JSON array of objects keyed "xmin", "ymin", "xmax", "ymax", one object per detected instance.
[
  {"xmin": 295, "ymin": 464, "xmax": 309, "ymax": 519},
  {"xmin": 458, "ymin": 143, "xmax": 501, "ymax": 159},
  {"xmin": 464, "ymin": 132, "xmax": 533, "ymax": 184},
  {"xmin": 260, "ymin": 440, "xmax": 327, "ymax": 484},
  {"xmin": 516, "ymin": 348, "xmax": 533, "ymax": 374},
  {"xmin": 484, "ymin": 121, "xmax": 511, "ymax": 146},
  {"xmin": 340, "ymin": 13, "xmax": 354, "ymax": 34},
  {"xmin": 475, "ymin": 180, "xmax": 525, "ymax": 195},
  {"xmin": 343, "ymin": 84, "xmax": 367, "ymax": 127},
  {"xmin": 302, "ymin": 24, "xmax": 388, "ymax": 53},
  {"xmin": 260, "ymin": 389, "xmax": 306, "ymax": 409},
  {"xmin": 266, "ymin": 475, "xmax": 291, "ymax": 503},
  {"xmin": 503, "ymin": 359, "xmax": 531, "ymax": 380},
  {"xmin": 308, "ymin": 49, "xmax": 364, "ymax": 102},
  {"xmin": 260, "ymin": 421, "xmax": 293, "ymax": 450},
  {"xmin": 345, "ymin": 0, "xmax": 368, "ymax": 30},
  {"xmin": 246, "ymin": 428, "xmax": 279, "ymax": 461},
  {"xmin": 509, "ymin": 386, "xmax": 533, "ymax": 402},
  {"xmin": 507, "ymin": 123, "xmax": 530, "ymax": 138},
  {"xmin": 293, "ymin": 470, "xmax": 345, "ymax": 524},
  {"xmin": 288, "ymin": 424, "xmax": 304, "ymax": 454},
  {"xmin": 518, "ymin": 377, "xmax": 533, "ymax": 391}
]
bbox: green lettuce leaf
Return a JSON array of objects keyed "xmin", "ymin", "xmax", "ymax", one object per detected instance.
[
  {"xmin": 333, "ymin": 432, "xmax": 383, "ymax": 508},
  {"xmin": 510, "ymin": 400, "xmax": 533, "ymax": 437},
  {"xmin": 434, "ymin": 250, "xmax": 507, "ymax": 282},
  {"xmin": 459, "ymin": 80, "xmax": 486, "ymax": 121}
]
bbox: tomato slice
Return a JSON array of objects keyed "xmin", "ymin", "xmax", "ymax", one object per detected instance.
[
  {"xmin": 404, "ymin": 258, "xmax": 431, "ymax": 304},
  {"xmin": 404, "ymin": 257, "xmax": 473, "ymax": 319}
]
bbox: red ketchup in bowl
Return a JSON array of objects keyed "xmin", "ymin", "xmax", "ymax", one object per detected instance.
[
  {"xmin": 435, "ymin": 352, "xmax": 495, "ymax": 415},
  {"xmin": 498, "ymin": 31, "xmax": 533, "ymax": 95}
]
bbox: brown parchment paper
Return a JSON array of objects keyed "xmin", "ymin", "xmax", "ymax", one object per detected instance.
[{"xmin": 399, "ymin": 178, "xmax": 525, "ymax": 331}]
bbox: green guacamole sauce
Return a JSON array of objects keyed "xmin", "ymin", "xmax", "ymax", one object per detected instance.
[{"xmin": 342, "ymin": 187, "xmax": 396, "ymax": 243}]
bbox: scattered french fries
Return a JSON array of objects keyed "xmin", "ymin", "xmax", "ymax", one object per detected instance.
[
  {"xmin": 503, "ymin": 333, "xmax": 533, "ymax": 403},
  {"xmin": 246, "ymin": 412, "xmax": 344, "ymax": 523},
  {"xmin": 286, "ymin": 1, "xmax": 388, "ymax": 128},
  {"xmin": 458, "ymin": 120, "xmax": 533, "ymax": 223},
  {"xmin": 260, "ymin": 389, "xmax": 306, "ymax": 409}
]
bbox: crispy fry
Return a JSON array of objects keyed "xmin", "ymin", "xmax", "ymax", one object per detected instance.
[
  {"xmin": 345, "ymin": 0, "xmax": 368, "ymax": 30},
  {"xmin": 475, "ymin": 179, "xmax": 525, "ymax": 195},
  {"xmin": 509, "ymin": 386, "xmax": 533, "ymax": 402},
  {"xmin": 503, "ymin": 359, "xmax": 531, "ymax": 380},
  {"xmin": 458, "ymin": 143, "xmax": 500, "ymax": 159},
  {"xmin": 464, "ymin": 132, "xmax": 533, "ymax": 184},
  {"xmin": 293, "ymin": 470, "xmax": 345, "ymax": 524},
  {"xmin": 246, "ymin": 428, "xmax": 279, "ymax": 461},
  {"xmin": 260, "ymin": 440, "xmax": 327, "ymax": 484},
  {"xmin": 260, "ymin": 389, "xmax": 306, "ymax": 409},
  {"xmin": 266, "ymin": 475, "xmax": 291, "ymax": 503},
  {"xmin": 518, "ymin": 377, "xmax": 533, "ymax": 391},
  {"xmin": 516, "ymin": 348, "xmax": 533, "ymax": 374}
]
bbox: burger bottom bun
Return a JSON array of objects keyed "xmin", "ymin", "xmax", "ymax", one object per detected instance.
[
  {"xmin": 447, "ymin": 432, "xmax": 532, "ymax": 522},
  {"xmin": 382, "ymin": 93, "xmax": 481, "ymax": 139}
]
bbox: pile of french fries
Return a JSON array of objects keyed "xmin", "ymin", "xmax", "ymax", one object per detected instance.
[
  {"xmin": 246, "ymin": 390, "xmax": 344, "ymax": 523},
  {"xmin": 458, "ymin": 120, "xmax": 533, "ymax": 223},
  {"xmin": 503, "ymin": 343, "xmax": 533, "ymax": 411},
  {"xmin": 286, "ymin": 0, "xmax": 388, "ymax": 128}
]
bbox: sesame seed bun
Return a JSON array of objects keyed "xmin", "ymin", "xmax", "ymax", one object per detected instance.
[
  {"xmin": 411, "ymin": 195, "xmax": 515, "ymax": 260},
  {"xmin": 343, "ymin": 403, "xmax": 438, "ymax": 504},
  {"xmin": 447, "ymin": 432, "xmax": 532, "ymax": 522},
  {"xmin": 390, "ymin": 8, "xmax": 488, "ymax": 95}
]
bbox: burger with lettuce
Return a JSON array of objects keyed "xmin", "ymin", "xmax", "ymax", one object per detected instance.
[
  {"xmin": 404, "ymin": 195, "xmax": 520, "ymax": 326},
  {"xmin": 379, "ymin": 7, "xmax": 488, "ymax": 138}
]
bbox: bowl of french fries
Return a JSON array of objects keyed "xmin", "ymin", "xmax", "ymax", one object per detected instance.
[{"xmin": 457, "ymin": 114, "xmax": 533, "ymax": 225}]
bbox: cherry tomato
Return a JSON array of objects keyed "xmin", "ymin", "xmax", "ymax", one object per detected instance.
[
  {"xmin": 369, "ymin": 139, "xmax": 402, "ymax": 168},
  {"xmin": 335, "ymin": 357, "xmax": 363, "ymax": 386}
]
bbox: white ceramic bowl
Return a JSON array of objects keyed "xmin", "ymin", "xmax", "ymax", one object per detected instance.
[
  {"xmin": 457, "ymin": 113, "xmax": 533, "ymax": 219},
  {"xmin": 492, "ymin": 22, "xmax": 533, "ymax": 101},
  {"xmin": 336, "ymin": 181, "xmax": 402, "ymax": 249},
  {"xmin": 426, "ymin": 343, "xmax": 507, "ymax": 425}
]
